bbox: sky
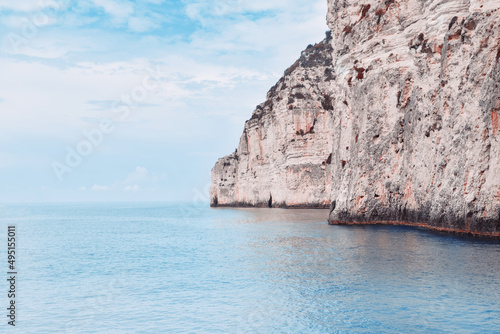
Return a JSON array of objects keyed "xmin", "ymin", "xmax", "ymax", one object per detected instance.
[{"xmin": 0, "ymin": 0, "xmax": 328, "ymax": 203}]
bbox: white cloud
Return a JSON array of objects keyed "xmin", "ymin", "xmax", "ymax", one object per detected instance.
[
  {"xmin": 83, "ymin": 167, "xmax": 164, "ymax": 193},
  {"xmin": 1, "ymin": 14, "xmax": 57, "ymax": 29},
  {"xmin": 185, "ymin": 0, "xmax": 296, "ymax": 20},
  {"xmin": 187, "ymin": 0, "xmax": 327, "ymax": 56},
  {"xmin": 92, "ymin": 184, "xmax": 109, "ymax": 191},
  {"xmin": 6, "ymin": 40, "xmax": 71, "ymax": 58},
  {"xmin": 78, "ymin": 186, "xmax": 86, "ymax": 191},
  {"xmin": 124, "ymin": 166, "xmax": 148, "ymax": 183},
  {"xmin": 0, "ymin": 0, "xmax": 61, "ymax": 12},
  {"xmin": 61, "ymin": 13, "xmax": 99, "ymax": 27},
  {"xmin": 0, "ymin": 0, "xmax": 329, "ymax": 202},
  {"xmin": 127, "ymin": 16, "xmax": 160, "ymax": 32},
  {"xmin": 90, "ymin": 0, "xmax": 134, "ymax": 23},
  {"xmin": 0, "ymin": 0, "xmax": 326, "ymax": 143},
  {"xmin": 119, "ymin": 167, "xmax": 166, "ymax": 190},
  {"xmin": 0, "ymin": 55, "xmax": 273, "ymax": 143}
]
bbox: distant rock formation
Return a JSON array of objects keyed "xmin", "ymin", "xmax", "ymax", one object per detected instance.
[
  {"xmin": 210, "ymin": 34, "xmax": 335, "ymax": 208},
  {"xmin": 211, "ymin": 0, "xmax": 500, "ymax": 237}
]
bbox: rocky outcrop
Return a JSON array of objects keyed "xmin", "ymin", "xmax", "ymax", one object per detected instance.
[
  {"xmin": 326, "ymin": 0, "xmax": 500, "ymax": 237},
  {"xmin": 210, "ymin": 34, "xmax": 335, "ymax": 208},
  {"xmin": 211, "ymin": 0, "xmax": 500, "ymax": 237}
]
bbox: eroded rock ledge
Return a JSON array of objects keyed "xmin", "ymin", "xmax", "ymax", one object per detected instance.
[{"xmin": 211, "ymin": 0, "xmax": 500, "ymax": 237}]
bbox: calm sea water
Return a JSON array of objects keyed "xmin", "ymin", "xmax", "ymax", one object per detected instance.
[{"xmin": 0, "ymin": 202, "xmax": 499, "ymax": 333}]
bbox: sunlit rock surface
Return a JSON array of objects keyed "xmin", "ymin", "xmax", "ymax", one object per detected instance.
[{"xmin": 210, "ymin": 34, "xmax": 335, "ymax": 208}]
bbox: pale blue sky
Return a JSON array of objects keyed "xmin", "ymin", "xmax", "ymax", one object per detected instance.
[{"xmin": 0, "ymin": 0, "xmax": 328, "ymax": 202}]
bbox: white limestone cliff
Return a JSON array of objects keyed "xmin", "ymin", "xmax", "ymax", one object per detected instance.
[{"xmin": 211, "ymin": 35, "xmax": 335, "ymax": 208}]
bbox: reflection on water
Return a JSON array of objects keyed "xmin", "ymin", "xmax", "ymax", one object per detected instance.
[
  {"xmin": 0, "ymin": 203, "xmax": 499, "ymax": 333},
  {"xmin": 222, "ymin": 208, "xmax": 500, "ymax": 333}
]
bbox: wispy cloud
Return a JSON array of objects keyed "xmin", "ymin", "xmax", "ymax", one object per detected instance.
[
  {"xmin": 1, "ymin": 14, "xmax": 57, "ymax": 29},
  {"xmin": 186, "ymin": 0, "xmax": 328, "ymax": 59},
  {"xmin": 89, "ymin": 0, "xmax": 134, "ymax": 23},
  {"xmin": 0, "ymin": 0, "xmax": 60, "ymax": 12},
  {"xmin": 85, "ymin": 167, "xmax": 166, "ymax": 193},
  {"xmin": 92, "ymin": 184, "xmax": 110, "ymax": 191},
  {"xmin": 142, "ymin": 0, "xmax": 164, "ymax": 4},
  {"xmin": 0, "ymin": 0, "xmax": 328, "ymax": 202},
  {"xmin": 124, "ymin": 166, "xmax": 148, "ymax": 184},
  {"xmin": 127, "ymin": 15, "xmax": 161, "ymax": 32},
  {"xmin": 86, "ymin": 100, "xmax": 160, "ymax": 111},
  {"xmin": 185, "ymin": 0, "xmax": 289, "ymax": 20}
]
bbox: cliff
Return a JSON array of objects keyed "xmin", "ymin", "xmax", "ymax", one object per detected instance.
[
  {"xmin": 210, "ymin": 34, "xmax": 336, "ymax": 208},
  {"xmin": 211, "ymin": 0, "xmax": 500, "ymax": 237}
]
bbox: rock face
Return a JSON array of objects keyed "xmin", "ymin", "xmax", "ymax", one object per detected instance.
[
  {"xmin": 211, "ymin": 0, "xmax": 500, "ymax": 237},
  {"xmin": 210, "ymin": 35, "xmax": 335, "ymax": 208}
]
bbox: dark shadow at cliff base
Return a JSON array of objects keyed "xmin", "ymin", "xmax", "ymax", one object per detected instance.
[
  {"xmin": 329, "ymin": 220, "xmax": 500, "ymax": 239},
  {"xmin": 330, "ymin": 203, "xmax": 500, "ymax": 238},
  {"xmin": 211, "ymin": 204, "xmax": 500, "ymax": 238}
]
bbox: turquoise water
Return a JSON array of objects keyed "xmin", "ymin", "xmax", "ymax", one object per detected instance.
[{"xmin": 1, "ymin": 202, "xmax": 500, "ymax": 333}]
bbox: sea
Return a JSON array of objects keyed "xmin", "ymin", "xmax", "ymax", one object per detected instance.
[{"xmin": 0, "ymin": 202, "xmax": 499, "ymax": 333}]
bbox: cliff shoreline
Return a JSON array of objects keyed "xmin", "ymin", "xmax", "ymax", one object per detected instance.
[
  {"xmin": 328, "ymin": 220, "xmax": 500, "ymax": 239},
  {"xmin": 211, "ymin": 0, "xmax": 500, "ymax": 238},
  {"xmin": 211, "ymin": 202, "xmax": 330, "ymax": 209}
]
